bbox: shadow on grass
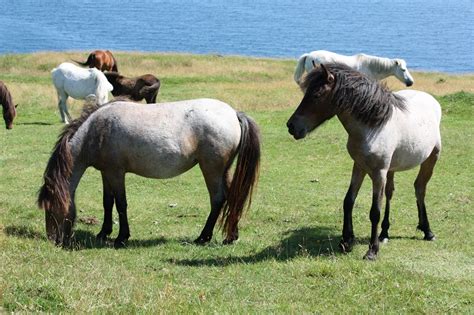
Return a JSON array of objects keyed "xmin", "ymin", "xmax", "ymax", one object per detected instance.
[
  {"xmin": 16, "ymin": 122, "xmax": 54, "ymax": 126},
  {"xmin": 4, "ymin": 225, "xmax": 45, "ymax": 240},
  {"xmin": 71, "ymin": 229, "xmax": 169, "ymax": 250},
  {"xmin": 3, "ymin": 225, "xmax": 167, "ymax": 250},
  {"xmin": 169, "ymin": 226, "xmax": 345, "ymax": 266}
]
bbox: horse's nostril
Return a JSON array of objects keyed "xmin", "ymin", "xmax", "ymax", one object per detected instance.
[{"xmin": 287, "ymin": 121, "xmax": 293, "ymax": 130}]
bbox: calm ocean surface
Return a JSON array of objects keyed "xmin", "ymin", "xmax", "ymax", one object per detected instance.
[{"xmin": 0, "ymin": 0, "xmax": 472, "ymax": 73}]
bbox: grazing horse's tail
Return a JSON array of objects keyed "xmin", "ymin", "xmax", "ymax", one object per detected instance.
[
  {"xmin": 37, "ymin": 102, "xmax": 100, "ymax": 242},
  {"xmin": 73, "ymin": 53, "xmax": 95, "ymax": 68},
  {"xmin": 141, "ymin": 81, "xmax": 161, "ymax": 103},
  {"xmin": 294, "ymin": 53, "xmax": 309, "ymax": 85},
  {"xmin": 221, "ymin": 112, "xmax": 261, "ymax": 241},
  {"xmin": 109, "ymin": 52, "xmax": 119, "ymax": 72}
]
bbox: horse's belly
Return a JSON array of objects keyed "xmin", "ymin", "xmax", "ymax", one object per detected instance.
[
  {"xmin": 123, "ymin": 142, "xmax": 198, "ymax": 179},
  {"xmin": 129, "ymin": 157, "xmax": 198, "ymax": 179}
]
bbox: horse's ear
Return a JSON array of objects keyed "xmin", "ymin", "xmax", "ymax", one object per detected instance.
[{"xmin": 321, "ymin": 64, "xmax": 334, "ymax": 83}]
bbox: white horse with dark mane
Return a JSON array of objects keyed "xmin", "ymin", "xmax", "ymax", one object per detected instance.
[
  {"xmin": 51, "ymin": 62, "xmax": 113, "ymax": 124},
  {"xmin": 294, "ymin": 50, "xmax": 414, "ymax": 88}
]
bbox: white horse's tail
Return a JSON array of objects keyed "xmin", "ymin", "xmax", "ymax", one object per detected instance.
[{"xmin": 294, "ymin": 53, "xmax": 309, "ymax": 85}]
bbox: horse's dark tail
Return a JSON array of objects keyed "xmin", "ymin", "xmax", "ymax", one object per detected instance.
[
  {"xmin": 110, "ymin": 53, "xmax": 119, "ymax": 72},
  {"xmin": 221, "ymin": 112, "xmax": 261, "ymax": 242},
  {"xmin": 141, "ymin": 81, "xmax": 161, "ymax": 103},
  {"xmin": 73, "ymin": 53, "xmax": 95, "ymax": 67},
  {"xmin": 37, "ymin": 101, "xmax": 100, "ymax": 242}
]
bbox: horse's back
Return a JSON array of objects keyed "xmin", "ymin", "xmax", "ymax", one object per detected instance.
[
  {"xmin": 308, "ymin": 51, "xmax": 357, "ymax": 68},
  {"xmin": 74, "ymin": 99, "xmax": 241, "ymax": 178},
  {"xmin": 387, "ymin": 90, "xmax": 441, "ymax": 171},
  {"xmin": 396, "ymin": 90, "xmax": 441, "ymax": 124}
]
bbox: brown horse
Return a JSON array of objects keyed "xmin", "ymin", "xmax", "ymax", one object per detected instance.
[
  {"xmin": 287, "ymin": 63, "xmax": 441, "ymax": 260},
  {"xmin": 104, "ymin": 72, "xmax": 161, "ymax": 103},
  {"xmin": 38, "ymin": 98, "xmax": 260, "ymax": 248},
  {"xmin": 74, "ymin": 50, "xmax": 118, "ymax": 72},
  {"xmin": 0, "ymin": 80, "xmax": 17, "ymax": 129}
]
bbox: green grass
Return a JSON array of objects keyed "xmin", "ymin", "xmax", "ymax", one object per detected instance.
[{"xmin": 0, "ymin": 53, "xmax": 473, "ymax": 313}]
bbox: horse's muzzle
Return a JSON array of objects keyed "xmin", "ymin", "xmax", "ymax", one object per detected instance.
[{"xmin": 287, "ymin": 121, "xmax": 306, "ymax": 140}]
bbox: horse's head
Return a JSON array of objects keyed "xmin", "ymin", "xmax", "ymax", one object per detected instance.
[
  {"xmin": 393, "ymin": 59, "xmax": 414, "ymax": 87},
  {"xmin": 2, "ymin": 102, "xmax": 17, "ymax": 129},
  {"xmin": 287, "ymin": 64, "xmax": 337, "ymax": 139}
]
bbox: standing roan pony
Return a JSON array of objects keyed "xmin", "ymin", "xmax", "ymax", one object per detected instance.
[
  {"xmin": 294, "ymin": 50, "xmax": 414, "ymax": 89},
  {"xmin": 0, "ymin": 80, "xmax": 17, "ymax": 129},
  {"xmin": 104, "ymin": 72, "xmax": 161, "ymax": 103},
  {"xmin": 51, "ymin": 62, "xmax": 113, "ymax": 124},
  {"xmin": 74, "ymin": 50, "xmax": 118, "ymax": 72},
  {"xmin": 38, "ymin": 98, "xmax": 260, "ymax": 248},
  {"xmin": 287, "ymin": 63, "xmax": 441, "ymax": 260}
]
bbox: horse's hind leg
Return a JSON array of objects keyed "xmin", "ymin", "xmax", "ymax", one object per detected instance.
[
  {"xmin": 96, "ymin": 172, "xmax": 115, "ymax": 241},
  {"xmin": 340, "ymin": 163, "xmax": 366, "ymax": 253},
  {"xmin": 57, "ymin": 91, "xmax": 69, "ymax": 124},
  {"xmin": 414, "ymin": 148, "xmax": 439, "ymax": 241},
  {"xmin": 194, "ymin": 163, "xmax": 229, "ymax": 245},
  {"xmin": 102, "ymin": 171, "xmax": 129, "ymax": 248},
  {"xmin": 379, "ymin": 171, "xmax": 395, "ymax": 242}
]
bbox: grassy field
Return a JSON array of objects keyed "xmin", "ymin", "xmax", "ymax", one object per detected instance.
[{"xmin": 0, "ymin": 52, "xmax": 473, "ymax": 313}]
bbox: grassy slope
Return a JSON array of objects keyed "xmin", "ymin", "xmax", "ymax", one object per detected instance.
[{"xmin": 0, "ymin": 53, "xmax": 473, "ymax": 313}]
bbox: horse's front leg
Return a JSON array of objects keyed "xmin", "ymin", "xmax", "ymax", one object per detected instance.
[
  {"xmin": 364, "ymin": 170, "xmax": 387, "ymax": 260},
  {"xmin": 97, "ymin": 172, "xmax": 115, "ymax": 241},
  {"xmin": 340, "ymin": 163, "xmax": 366, "ymax": 253}
]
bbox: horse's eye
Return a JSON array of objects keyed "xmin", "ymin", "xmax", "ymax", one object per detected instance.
[{"xmin": 402, "ymin": 69, "xmax": 406, "ymax": 72}]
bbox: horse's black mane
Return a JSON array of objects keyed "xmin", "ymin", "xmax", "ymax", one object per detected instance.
[{"xmin": 302, "ymin": 63, "xmax": 406, "ymax": 126}]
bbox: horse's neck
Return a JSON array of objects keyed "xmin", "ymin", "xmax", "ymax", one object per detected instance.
[
  {"xmin": 336, "ymin": 111, "xmax": 378, "ymax": 142},
  {"xmin": 360, "ymin": 55, "xmax": 395, "ymax": 80}
]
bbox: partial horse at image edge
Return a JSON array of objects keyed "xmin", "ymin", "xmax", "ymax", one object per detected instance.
[
  {"xmin": 38, "ymin": 98, "xmax": 260, "ymax": 248},
  {"xmin": 0, "ymin": 80, "xmax": 17, "ymax": 129}
]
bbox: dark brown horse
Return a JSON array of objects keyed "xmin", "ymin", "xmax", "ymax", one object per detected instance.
[
  {"xmin": 74, "ymin": 50, "xmax": 118, "ymax": 72},
  {"xmin": 104, "ymin": 72, "xmax": 161, "ymax": 103},
  {"xmin": 0, "ymin": 80, "xmax": 17, "ymax": 129}
]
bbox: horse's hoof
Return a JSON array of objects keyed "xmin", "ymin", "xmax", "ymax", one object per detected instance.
[
  {"xmin": 96, "ymin": 232, "xmax": 108, "ymax": 242},
  {"xmin": 381, "ymin": 238, "xmax": 389, "ymax": 244},
  {"xmin": 363, "ymin": 251, "xmax": 377, "ymax": 261},
  {"xmin": 424, "ymin": 232, "xmax": 436, "ymax": 241},
  {"xmin": 194, "ymin": 236, "xmax": 211, "ymax": 245},
  {"xmin": 114, "ymin": 239, "xmax": 127, "ymax": 249},
  {"xmin": 222, "ymin": 238, "xmax": 237, "ymax": 245},
  {"xmin": 339, "ymin": 239, "xmax": 354, "ymax": 253}
]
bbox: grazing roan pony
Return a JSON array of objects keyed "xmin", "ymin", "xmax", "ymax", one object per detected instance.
[
  {"xmin": 287, "ymin": 63, "xmax": 441, "ymax": 260},
  {"xmin": 38, "ymin": 98, "xmax": 261, "ymax": 248},
  {"xmin": 0, "ymin": 80, "xmax": 17, "ymax": 129},
  {"xmin": 104, "ymin": 72, "xmax": 161, "ymax": 103},
  {"xmin": 51, "ymin": 62, "xmax": 113, "ymax": 124},
  {"xmin": 294, "ymin": 50, "xmax": 414, "ymax": 89},
  {"xmin": 74, "ymin": 50, "xmax": 118, "ymax": 72}
]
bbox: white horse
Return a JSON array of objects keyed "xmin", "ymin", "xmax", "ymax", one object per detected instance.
[
  {"xmin": 287, "ymin": 63, "xmax": 440, "ymax": 260},
  {"xmin": 51, "ymin": 62, "xmax": 113, "ymax": 124},
  {"xmin": 294, "ymin": 50, "xmax": 414, "ymax": 88}
]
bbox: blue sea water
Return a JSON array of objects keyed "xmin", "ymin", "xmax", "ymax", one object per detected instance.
[{"xmin": 0, "ymin": 0, "xmax": 472, "ymax": 72}]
